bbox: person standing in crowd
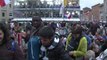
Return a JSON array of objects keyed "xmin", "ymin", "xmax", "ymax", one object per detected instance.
[
  {"xmin": 28, "ymin": 16, "xmax": 43, "ymax": 60},
  {"xmin": 65, "ymin": 24, "xmax": 87, "ymax": 60},
  {"xmin": 89, "ymin": 22, "xmax": 100, "ymax": 36},
  {"xmin": 0, "ymin": 22, "xmax": 25, "ymax": 60},
  {"xmin": 58, "ymin": 22, "xmax": 68, "ymax": 38},
  {"xmin": 39, "ymin": 26, "xmax": 72, "ymax": 60},
  {"xmin": 13, "ymin": 22, "xmax": 22, "ymax": 47},
  {"xmin": 24, "ymin": 22, "xmax": 32, "ymax": 44}
]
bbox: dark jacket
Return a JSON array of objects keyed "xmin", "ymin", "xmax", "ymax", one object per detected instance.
[
  {"xmin": 40, "ymin": 39, "xmax": 72, "ymax": 60},
  {"xmin": 0, "ymin": 40, "xmax": 25, "ymax": 60}
]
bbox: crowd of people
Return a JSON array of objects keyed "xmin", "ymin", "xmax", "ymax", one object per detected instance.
[{"xmin": 0, "ymin": 16, "xmax": 107, "ymax": 60}]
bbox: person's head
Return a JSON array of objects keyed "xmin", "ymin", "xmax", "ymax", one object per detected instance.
[
  {"xmin": 14, "ymin": 22, "xmax": 19, "ymax": 26},
  {"xmin": 50, "ymin": 22, "xmax": 57, "ymax": 32},
  {"xmin": 39, "ymin": 26, "xmax": 54, "ymax": 47},
  {"xmin": 71, "ymin": 24, "xmax": 83, "ymax": 38},
  {"xmin": 0, "ymin": 22, "xmax": 10, "ymax": 46},
  {"xmin": 61, "ymin": 22, "xmax": 66, "ymax": 27},
  {"xmin": 32, "ymin": 16, "xmax": 42, "ymax": 29}
]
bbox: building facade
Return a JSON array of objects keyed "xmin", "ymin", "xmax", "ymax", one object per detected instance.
[
  {"xmin": 91, "ymin": 4, "xmax": 102, "ymax": 22},
  {"xmin": 0, "ymin": 0, "xmax": 14, "ymax": 22},
  {"xmin": 13, "ymin": 0, "xmax": 80, "ymax": 19},
  {"xmin": 99, "ymin": 4, "xmax": 104, "ymax": 22},
  {"xmin": 81, "ymin": 3, "xmax": 104, "ymax": 22},
  {"xmin": 82, "ymin": 7, "xmax": 92, "ymax": 21},
  {"xmin": 103, "ymin": 0, "xmax": 107, "ymax": 23}
]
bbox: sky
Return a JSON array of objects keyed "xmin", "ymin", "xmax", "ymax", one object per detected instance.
[
  {"xmin": 40, "ymin": 0, "xmax": 104, "ymax": 10},
  {"xmin": 80, "ymin": 0, "xmax": 104, "ymax": 10}
]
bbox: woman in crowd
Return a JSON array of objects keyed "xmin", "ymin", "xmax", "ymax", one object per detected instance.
[{"xmin": 0, "ymin": 22, "xmax": 25, "ymax": 60}]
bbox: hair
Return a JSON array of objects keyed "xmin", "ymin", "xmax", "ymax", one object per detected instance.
[
  {"xmin": 50, "ymin": 22, "xmax": 56, "ymax": 31},
  {"xmin": 71, "ymin": 24, "xmax": 83, "ymax": 34},
  {"xmin": 31, "ymin": 16, "xmax": 43, "ymax": 28},
  {"xmin": 61, "ymin": 22, "xmax": 66, "ymax": 27},
  {"xmin": 32, "ymin": 16, "xmax": 42, "ymax": 23},
  {"xmin": 0, "ymin": 22, "xmax": 10, "ymax": 45},
  {"xmin": 39, "ymin": 26, "xmax": 54, "ymax": 39}
]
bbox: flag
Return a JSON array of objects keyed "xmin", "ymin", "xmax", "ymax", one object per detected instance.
[
  {"xmin": 0, "ymin": 0, "xmax": 10, "ymax": 7},
  {"xmin": 64, "ymin": 0, "xmax": 67, "ymax": 7},
  {"xmin": 64, "ymin": 12, "xmax": 71, "ymax": 19}
]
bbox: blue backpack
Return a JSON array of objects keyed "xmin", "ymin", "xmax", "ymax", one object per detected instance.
[
  {"xmin": 8, "ymin": 40, "xmax": 16, "ymax": 52},
  {"xmin": 82, "ymin": 32, "xmax": 92, "ymax": 49},
  {"xmin": 11, "ymin": 40, "xmax": 16, "ymax": 52}
]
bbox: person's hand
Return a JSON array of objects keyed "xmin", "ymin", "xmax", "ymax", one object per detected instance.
[
  {"xmin": 69, "ymin": 51, "xmax": 74, "ymax": 56},
  {"xmin": 69, "ymin": 51, "xmax": 75, "ymax": 58}
]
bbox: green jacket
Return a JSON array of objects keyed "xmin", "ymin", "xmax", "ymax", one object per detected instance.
[{"xmin": 65, "ymin": 33, "xmax": 87, "ymax": 57}]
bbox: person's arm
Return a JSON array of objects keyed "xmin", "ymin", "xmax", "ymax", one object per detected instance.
[
  {"xmin": 65, "ymin": 33, "xmax": 72, "ymax": 50},
  {"xmin": 58, "ymin": 42, "xmax": 73, "ymax": 60},
  {"xmin": 73, "ymin": 37, "xmax": 87, "ymax": 57}
]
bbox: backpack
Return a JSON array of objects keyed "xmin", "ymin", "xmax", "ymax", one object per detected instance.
[
  {"xmin": 10, "ymin": 40, "xmax": 16, "ymax": 60},
  {"xmin": 85, "ymin": 35, "xmax": 92, "ymax": 49},
  {"xmin": 8, "ymin": 40, "xmax": 16, "ymax": 52}
]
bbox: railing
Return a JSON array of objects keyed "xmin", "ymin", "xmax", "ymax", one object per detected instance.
[
  {"xmin": 12, "ymin": 18, "xmax": 80, "ymax": 22},
  {"xmin": 13, "ymin": 7, "xmax": 80, "ymax": 11}
]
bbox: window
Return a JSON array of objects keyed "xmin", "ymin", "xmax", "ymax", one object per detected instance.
[
  {"xmin": 9, "ymin": 13, "xmax": 12, "ymax": 16},
  {"xmin": 9, "ymin": 4, "xmax": 11, "ymax": 8},
  {"xmin": 2, "ymin": 12, "xmax": 5, "ymax": 17}
]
